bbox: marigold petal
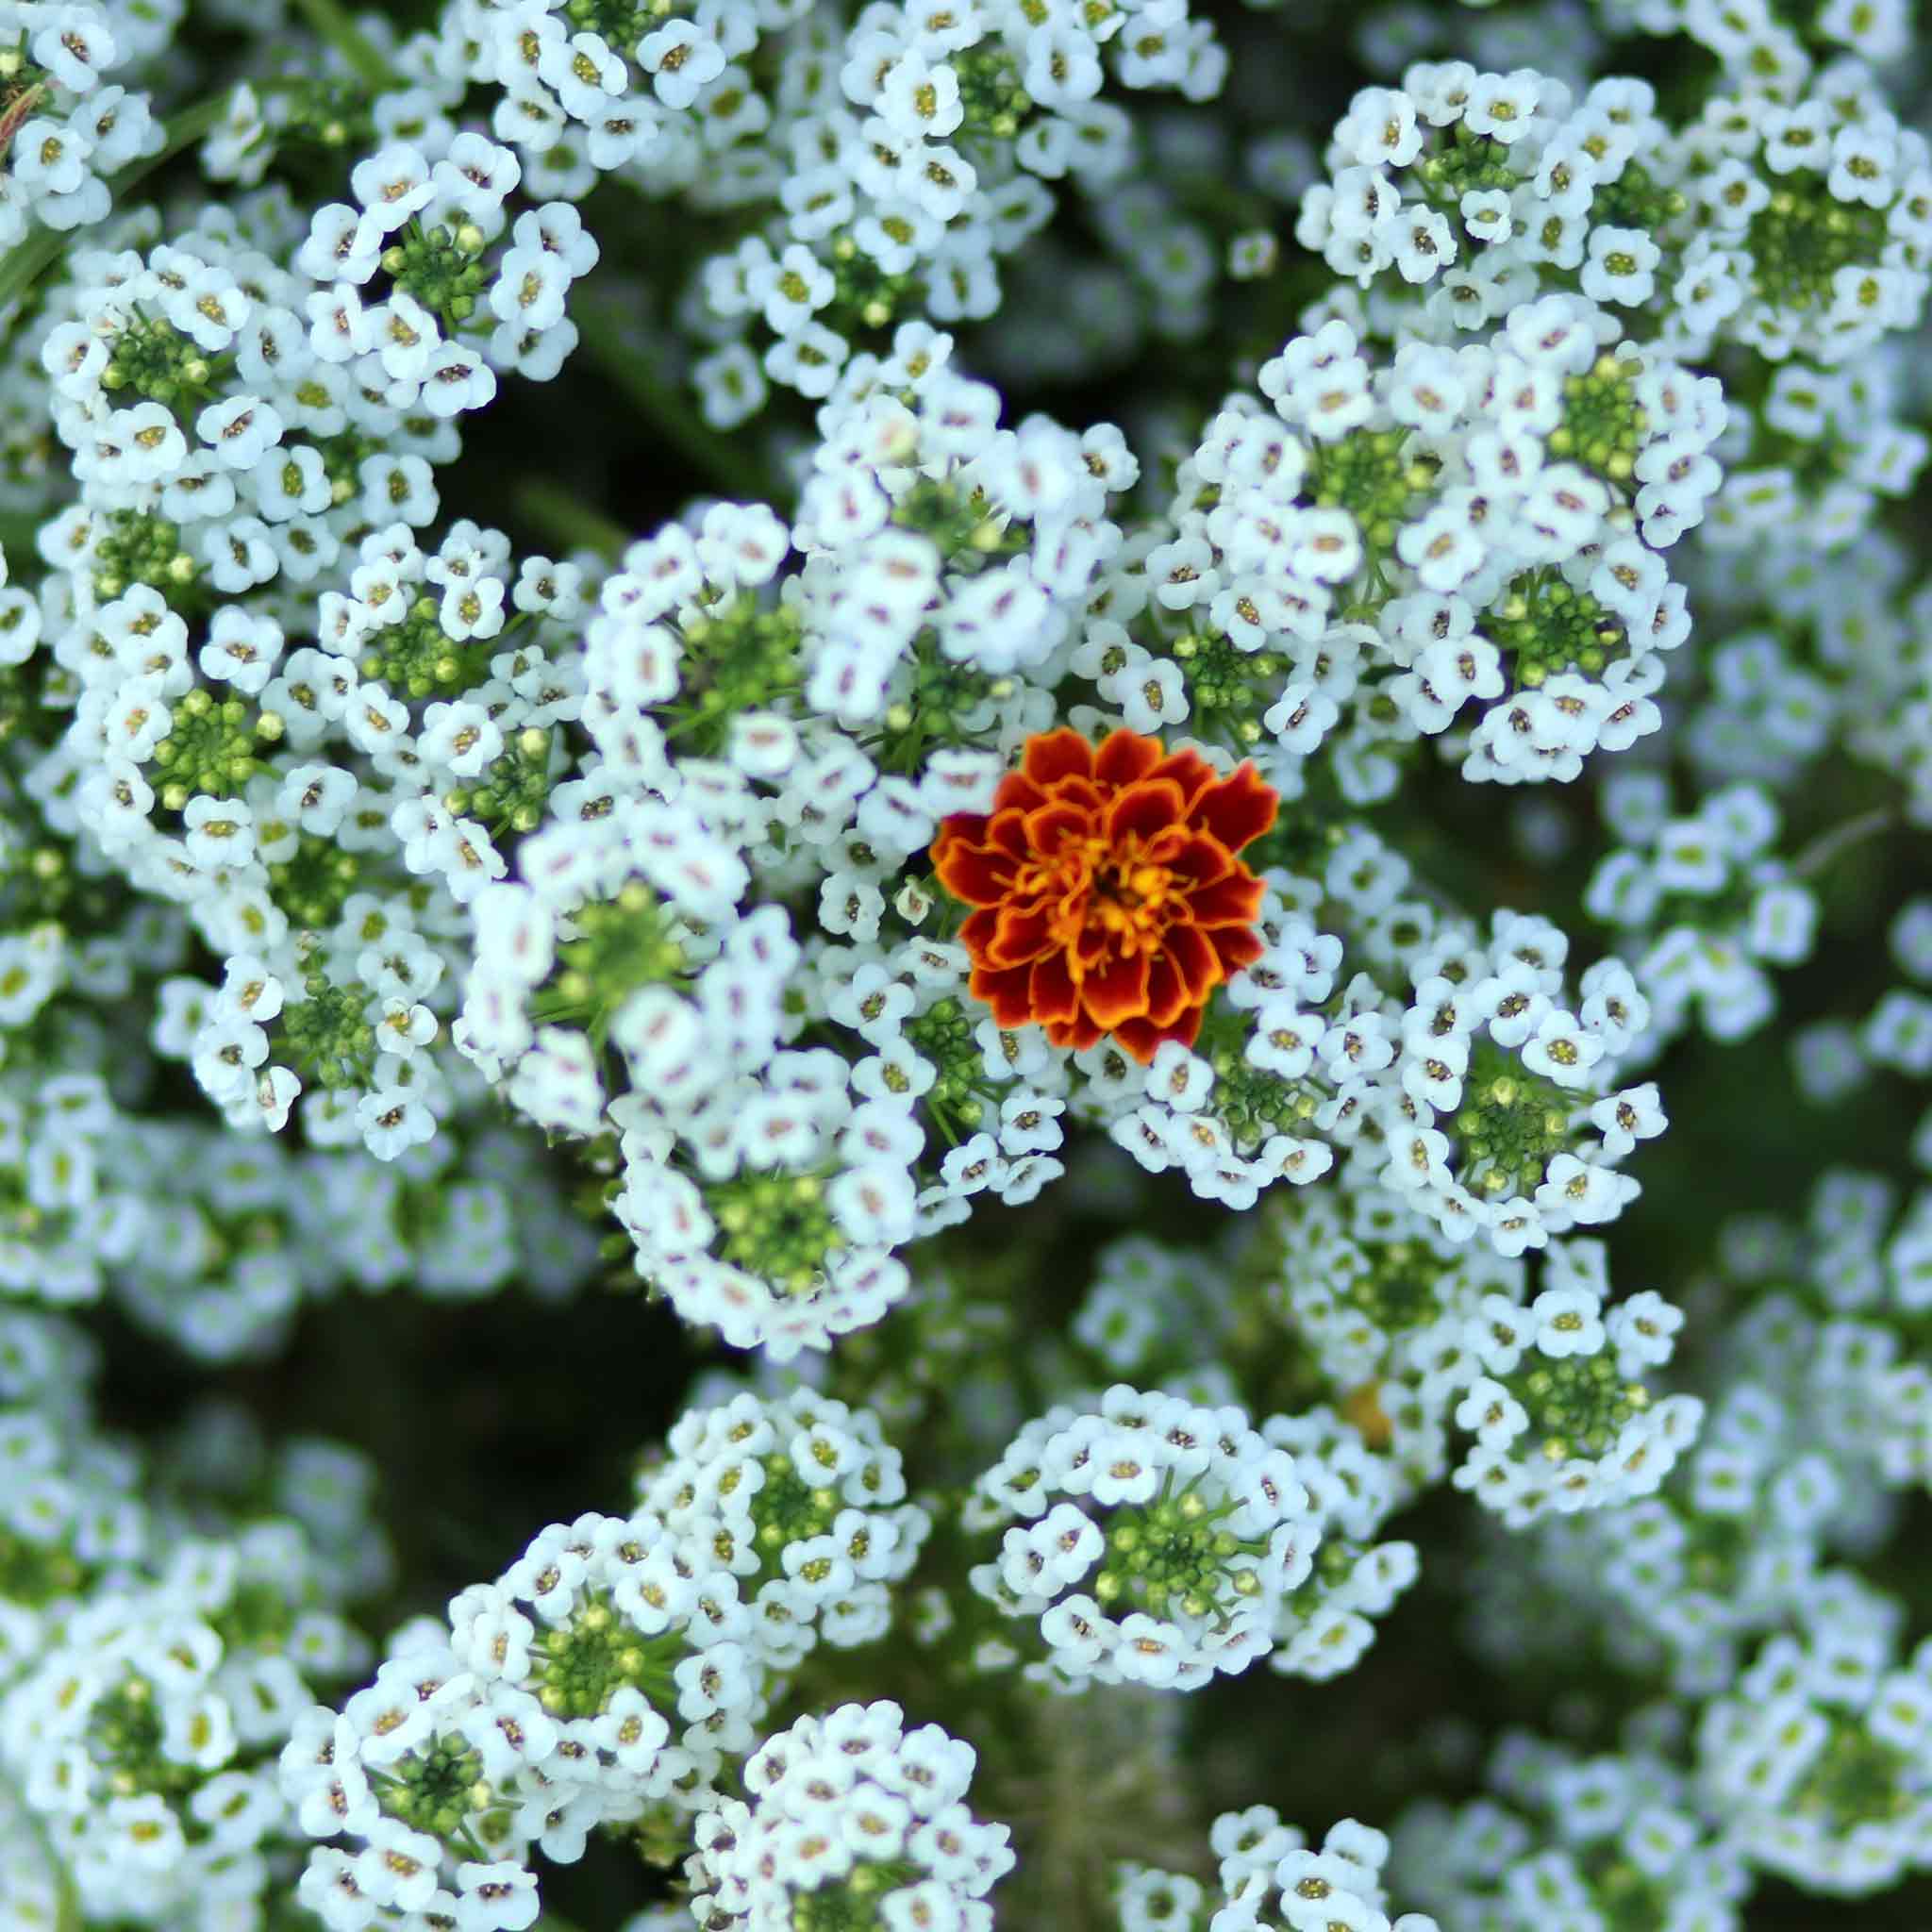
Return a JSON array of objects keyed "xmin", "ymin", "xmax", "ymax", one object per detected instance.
[
  {"xmin": 1143, "ymin": 948, "xmax": 1191, "ymax": 1030},
  {"xmin": 1028, "ymin": 951, "xmax": 1079, "ymax": 1024},
  {"xmin": 1023, "ymin": 800, "xmax": 1095, "ymax": 861},
  {"xmin": 1082, "ymin": 948, "xmax": 1152, "ymax": 1029},
  {"xmin": 990, "ymin": 903, "xmax": 1055, "ymax": 966},
  {"xmin": 1191, "ymin": 762, "xmax": 1277, "ymax": 852},
  {"xmin": 993, "ymin": 773, "xmax": 1047, "ymax": 814},
  {"xmin": 1068, "ymin": 913, "xmax": 1109, "ymax": 971},
  {"xmin": 933, "ymin": 838, "xmax": 1016, "ymax": 908},
  {"xmin": 958, "ymin": 907, "xmax": 1000, "ymax": 958},
  {"xmin": 1208, "ymin": 924, "xmax": 1267, "ymax": 974},
  {"xmin": 1093, "ymin": 728, "xmax": 1165, "ymax": 789},
  {"xmin": 1112, "ymin": 1007, "xmax": 1204, "ymax": 1061},
  {"xmin": 1105, "ymin": 777, "xmax": 1187, "ymax": 846},
  {"xmin": 1163, "ymin": 831, "xmax": 1236, "ymax": 888},
  {"xmin": 1023, "ymin": 727, "xmax": 1096, "ymax": 787},
  {"xmin": 1146, "ymin": 745, "xmax": 1218, "ymax": 807},
  {"xmin": 987, "ymin": 808, "xmax": 1033, "ymax": 858},
  {"xmin": 971, "ymin": 961, "xmax": 1036, "ymax": 1029},
  {"xmin": 1184, "ymin": 871, "xmax": 1265, "ymax": 927},
  {"xmin": 1044, "ymin": 1010, "xmax": 1105, "ymax": 1052},
  {"xmin": 1163, "ymin": 923, "xmax": 1222, "ymax": 1005}
]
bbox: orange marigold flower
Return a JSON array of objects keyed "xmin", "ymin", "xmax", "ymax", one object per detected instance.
[{"xmin": 929, "ymin": 726, "xmax": 1278, "ymax": 1063}]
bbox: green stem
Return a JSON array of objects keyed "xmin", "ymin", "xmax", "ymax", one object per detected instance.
[
  {"xmin": 0, "ymin": 512, "xmax": 42, "ymax": 561},
  {"xmin": 1790, "ymin": 806, "xmax": 1897, "ymax": 881},
  {"xmin": 0, "ymin": 90, "xmax": 236, "ymax": 324},
  {"xmin": 512, "ymin": 477, "xmax": 628, "ymax": 565},
  {"xmin": 287, "ymin": 0, "xmax": 392, "ymax": 92},
  {"xmin": 573, "ymin": 300, "xmax": 778, "ymax": 508}
]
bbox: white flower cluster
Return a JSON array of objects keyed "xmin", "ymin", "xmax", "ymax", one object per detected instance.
[
  {"xmin": 0, "ymin": 1, "xmax": 168, "ymax": 248},
  {"xmin": 1396, "ymin": 1732, "xmax": 1748, "ymax": 1931},
  {"xmin": 634, "ymin": 1386, "xmax": 930, "ymax": 1658},
  {"xmin": 282, "ymin": 1386, "xmax": 939, "ymax": 1929},
  {"xmin": 1697, "ymin": 1586, "xmax": 1932, "ymax": 1894},
  {"xmin": 1448, "ymin": 1238, "xmax": 1702, "ymax": 1528},
  {"xmin": 685, "ymin": 1701, "xmax": 1014, "ymax": 1932},
  {"xmin": 1113, "ymin": 854, "xmax": 1664, "ymax": 1251},
  {"xmin": 1208, "ymin": 1807, "xmax": 1439, "ymax": 1932},
  {"xmin": 1303, "ymin": 62, "xmax": 1930, "ymax": 368},
  {"xmin": 0, "ymin": 1311, "xmax": 381, "ymax": 1932},
  {"xmin": 285, "ymin": 1512, "xmax": 758, "ymax": 1932},
  {"xmin": 1142, "ymin": 294, "xmax": 1720, "ymax": 791},
  {"xmin": 675, "ymin": 0, "xmax": 1224, "ymax": 417},
  {"xmin": 1584, "ymin": 772, "xmax": 1819, "ymax": 1048},
  {"xmin": 967, "ymin": 1382, "xmax": 1413, "ymax": 1690}
]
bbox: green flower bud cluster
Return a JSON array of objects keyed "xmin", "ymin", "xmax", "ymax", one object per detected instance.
[
  {"xmin": 1092, "ymin": 1481, "xmax": 1269, "ymax": 1622},
  {"xmin": 1791, "ymin": 1719, "xmax": 1914, "ymax": 1831},
  {"xmin": 99, "ymin": 315, "xmax": 225, "ymax": 411},
  {"xmin": 92, "ymin": 510, "xmax": 199, "ymax": 603},
  {"xmin": 370, "ymin": 1732, "xmax": 496, "ymax": 1842},
  {"xmin": 892, "ymin": 475, "xmax": 1024, "ymax": 564},
  {"xmin": 708, "ymin": 1170, "xmax": 844, "ymax": 1298},
  {"xmin": 1333, "ymin": 1238, "xmax": 1455, "ymax": 1335},
  {"xmin": 741, "ymin": 1452, "xmax": 846, "ymax": 1584},
  {"xmin": 0, "ymin": 1523, "xmax": 86, "ymax": 1605},
  {"xmin": 1198, "ymin": 1009, "xmax": 1322, "ymax": 1156},
  {"xmin": 0, "ymin": 838, "xmax": 116, "ymax": 929},
  {"xmin": 1454, "ymin": 1043, "xmax": 1574, "ymax": 1198},
  {"xmin": 1280, "ymin": 1533, "xmax": 1369, "ymax": 1624},
  {"xmin": 1413, "ymin": 120, "xmax": 1521, "ymax": 202},
  {"xmin": 89, "ymin": 1675, "xmax": 199, "ymax": 1805},
  {"xmin": 216, "ymin": 1575, "xmax": 300, "ymax": 1654},
  {"xmin": 904, "ymin": 994, "xmax": 989, "ymax": 1131},
  {"xmin": 1307, "ymin": 426, "xmax": 1429, "ymax": 557},
  {"xmin": 151, "ymin": 688, "xmax": 274, "ymax": 807},
  {"xmin": 258, "ymin": 76, "xmax": 371, "ymax": 154},
  {"xmin": 444, "ymin": 725, "xmax": 555, "ymax": 836},
  {"xmin": 1747, "ymin": 184, "xmax": 1889, "ymax": 311},
  {"xmin": 532, "ymin": 1591, "xmax": 685, "ymax": 1718},
  {"xmin": 358, "ymin": 595, "xmax": 493, "ymax": 701},
  {"xmin": 1547, "ymin": 354, "xmax": 1649, "ymax": 485},
  {"xmin": 561, "ymin": 0, "xmax": 657, "ymax": 44},
  {"xmin": 530, "ymin": 879, "xmax": 687, "ymax": 1042},
  {"xmin": 1171, "ymin": 629, "xmax": 1282, "ymax": 741},
  {"xmin": 1491, "ymin": 566, "xmax": 1626, "ymax": 689},
  {"xmin": 1589, "ymin": 161, "xmax": 1688, "ymax": 235},
  {"xmin": 1510, "ymin": 1351, "xmax": 1650, "ymax": 1462},
  {"xmin": 667, "ymin": 592, "xmax": 805, "ymax": 757},
  {"xmin": 871, "ymin": 637, "xmax": 1008, "ymax": 774},
  {"xmin": 953, "ymin": 43, "xmax": 1031, "ymax": 142},
  {"xmin": 791, "ymin": 1862, "xmax": 923, "ymax": 1932},
  {"xmin": 824, "ymin": 237, "xmax": 922, "ymax": 337},
  {"xmin": 280, "ymin": 970, "xmax": 377, "ymax": 1090},
  {"xmin": 268, "ymin": 831, "xmax": 362, "ymax": 929},
  {"xmin": 381, "ymin": 221, "xmax": 491, "ymax": 328}
]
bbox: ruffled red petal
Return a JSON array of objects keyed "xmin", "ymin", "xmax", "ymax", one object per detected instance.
[
  {"xmin": 1082, "ymin": 949, "xmax": 1153, "ymax": 1029},
  {"xmin": 971, "ymin": 961, "xmax": 1035, "ymax": 1029},
  {"xmin": 1105, "ymin": 777, "xmax": 1187, "ymax": 847},
  {"xmin": 989, "ymin": 903, "xmax": 1054, "ymax": 965},
  {"xmin": 1023, "ymin": 727, "xmax": 1096, "ymax": 787},
  {"xmin": 1184, "ymin": 871, "xmax": 1265, "ymax": 927},
  {"xmin": 1093, "ymin": 728, "xmax": 1164, "ymax": 789},
  {"xmin": 1028, "ymin": 951, "xmax": 1079, "ymax": 1025},
  {"xmin": 1024, "ymin": 799, "xmax": 1096, "ymax": 861},
  {"xmin": 933, "ymin": 838, "xmax": 1017, "ymax": 908},
  {"xmin": 1111, "ymin": 1004, "xmax": 1205, "ymax": 1062},
  {"xmin": 1163, "ymin": 922, "xmax": 1222, "ymax": 1005},
  {"xmin": 1191, "ymin": 761, "xmax": 1277, "ymax": 853}
]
